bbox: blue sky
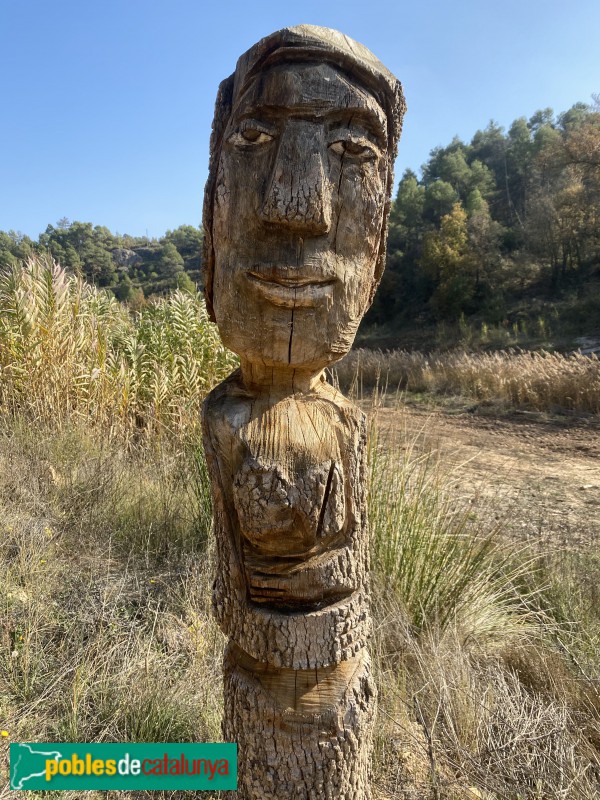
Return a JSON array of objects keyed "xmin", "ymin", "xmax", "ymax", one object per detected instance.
[{"xmin": 2, "ymin": 0, "xmax": 598, "ymax": 240}]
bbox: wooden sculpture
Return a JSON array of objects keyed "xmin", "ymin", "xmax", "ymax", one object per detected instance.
[{"xmin": 201, "ymin": 25, "xmax": 405, "ymax": 799}]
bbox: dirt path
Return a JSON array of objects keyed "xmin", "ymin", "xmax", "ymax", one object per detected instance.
[{"xmin": 370, "ymin": 402, "xmax": 600, "ymax": 548}]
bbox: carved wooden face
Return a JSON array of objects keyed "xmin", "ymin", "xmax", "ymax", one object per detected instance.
[{"xmin": 211, "ymin": 61, "xmax": 388, "ymax": 369}]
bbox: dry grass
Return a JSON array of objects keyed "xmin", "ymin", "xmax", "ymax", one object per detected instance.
[
  {"xmin": 1, "ymin": 418, "xmax": 598, "ymax": 799},
  {"xmin": 368, "ymin": 408, "xmax": 600, "ymax": 798},
  {"xmin": 335, "ymin": 348, "xmax": 600, "ymax": 413},
  {"xmin": 374, "ymin": 610, "xmax": 600, "ymax": 799},
  {"xmin": 1, "ymin": 258, "xmax": 599, "ymax": 798},
  {"xmin": 368, "ymin": 420, "xmax": 533, "ymax": 641},
  {"xmin": 0, "ymin": 426, "xmax": 226, "ymax": 800}
]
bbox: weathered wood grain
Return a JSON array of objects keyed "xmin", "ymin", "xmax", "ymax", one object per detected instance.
[{"xmin": 201, "ymin": 24, "xmax": 405, "ymax": 799}]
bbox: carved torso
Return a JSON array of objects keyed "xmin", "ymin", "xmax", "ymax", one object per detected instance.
[{"xmin": 202, "ymin": 370, "xmax": 370, "ymax": 668}]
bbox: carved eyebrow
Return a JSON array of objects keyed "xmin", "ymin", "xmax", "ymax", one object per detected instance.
[
  {"xmin": 237, "ymin": 117, "xmax": 279, "ymax": 135},
  {"xmin": 326, "ymin": 110, "xmax": 387, "ymax": 144},
  {"xmin": 232, "ymin": 104, "xmax": 387, "ymax": 144}
]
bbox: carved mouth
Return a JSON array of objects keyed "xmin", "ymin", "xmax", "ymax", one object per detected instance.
[{"xmin": 246, "ymin": 270, "xmax": 335, "ymax": 308}]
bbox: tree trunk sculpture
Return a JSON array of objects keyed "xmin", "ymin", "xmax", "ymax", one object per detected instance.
[{"xmin": 201, "ymin": 25, "xmax": 405, "ymax": 799}]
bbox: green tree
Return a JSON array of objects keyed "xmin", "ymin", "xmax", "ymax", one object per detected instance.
[
  {"xmin": 114, "ymin": 273, "xmax": 134, "ymax": 302},
  {"xmin": 422, "ymin": 202, "xmax": 475, "ymax": 318},
  {"xmin": 391, "ymin": 170, "xmax": 426, "ymax": 234},
  {"xmin": 164, "ymin": 225, "xmax": 203, "ymax": 260},
  {"xmin": 424, "ymin": 180, "xmax": 459, "ymax": 223},
  {"xmin": 367, "ymin": 170, "xmax": 429, "ymax": 326},
  {"xmin": 157, "ymin": 242, "xmax": 184, "ymax": 279},
  {"xmin": 505, "ymin": 117, "xmax": 533, "ymax": 226},
  {"xmin": 0, "ymin": 231, "xmax": 18, "ymax": 269},
  {"xmin": 467, "ymin": 196, "xmax": 504, "ymax": 309},
  {"xmin": 437, "ymin": 149, "xmax": 472, "ymax": 196},
  {"xmin": 528, "ymin": 108, "xmax": 555, "ymax": 134},
  {"xmin": 176, "ymin": 271, "xmax": 196, "ymax": 293}
]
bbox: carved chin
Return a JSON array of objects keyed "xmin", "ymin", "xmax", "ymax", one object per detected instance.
[
  {"xmin": 213, "ymin": 282, "xmax": 368, "ymax": 370},
  {"xmin": 215, "ymin": 308, "xmax": 362, "ymax": 368}
]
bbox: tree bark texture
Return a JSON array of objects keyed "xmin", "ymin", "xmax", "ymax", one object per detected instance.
[{"xmin": 203, "ymin": 377, "xmax": 376, "ymax": 799}]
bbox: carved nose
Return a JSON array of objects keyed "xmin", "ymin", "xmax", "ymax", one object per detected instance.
[{"xmin": 260, "ymin": 121, "xmax": 332, "ymax": 234}]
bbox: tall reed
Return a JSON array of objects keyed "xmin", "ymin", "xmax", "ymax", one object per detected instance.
[{"xmin": 0, "ymin": 255, "xmax": 237, "ymax": 440}]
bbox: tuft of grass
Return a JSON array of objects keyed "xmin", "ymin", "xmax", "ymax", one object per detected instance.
[
  {"xmin": 373, "ymin": 611, "xmax": 600, "ymax": 800},
  {"xmin": 368, "ymin": 414, "xmax": 536, "ymax": 644}
]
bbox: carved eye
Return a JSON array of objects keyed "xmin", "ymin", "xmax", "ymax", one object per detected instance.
[
  {"xmin": 241, "ymin": 128, "xmax": 273, "ymax": 144},
  {"xmin": 228, "ymin": 123, "xmax": 275, "ymax": 147},
  {"xmin": 329, "ymin": 138, "xmax": 380, "ymax": 160}
]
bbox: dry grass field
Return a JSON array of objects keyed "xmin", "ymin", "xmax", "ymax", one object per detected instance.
[
  {"xmin": 367, "ymin": 400, "xmax": 600, "ymax": 799},
  {"xmin": 1, "ymin": 258, "xmax": 599, "ymax": 799},
  {"xmin": 335, "ymin": 348, "xmax": 600, "ymax": 414}
]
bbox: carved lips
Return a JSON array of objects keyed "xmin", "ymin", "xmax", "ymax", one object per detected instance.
[{"xmin": 246, "ymin": 268, "xmax": 336, "ymax": 309}]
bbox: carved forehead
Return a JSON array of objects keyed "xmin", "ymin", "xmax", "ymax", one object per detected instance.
[{"xmin": 232, "ymin": 62, "xmax": 387, "ymax": 134}]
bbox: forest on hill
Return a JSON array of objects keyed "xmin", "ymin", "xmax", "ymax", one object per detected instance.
[
  {"xmin": 366, "ymin": 99, "xmax": 600, "ymax": 343},
  {"xmin": 0, "ymin": 221, "xmax": 202, "ymax": 306},
  {"xmin": 1, "ymin": 100, "xmax": 598, "ymax": 344}
]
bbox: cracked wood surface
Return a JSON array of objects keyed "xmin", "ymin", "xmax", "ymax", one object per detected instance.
[
  {"xmin": 203, "ymin": 374, "xmax": 371, "ymax": 669},
  {"xmin": 201, "ymin": 24, "xmax": 405, "ymax": 800}
]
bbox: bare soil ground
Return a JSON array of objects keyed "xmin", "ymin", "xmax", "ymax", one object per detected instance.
[{"xmin": 371, "ymin": 401, "xmax": 600, "ymax": 549}]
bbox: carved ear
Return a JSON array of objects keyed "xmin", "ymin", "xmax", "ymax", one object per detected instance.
[
  {"xmin": 368, "ymin": 79, "xmax": 406, "ymax": 309},
  {"xmin": 202, "ymin": 74, "xmax": 235, "ymax": 323}
]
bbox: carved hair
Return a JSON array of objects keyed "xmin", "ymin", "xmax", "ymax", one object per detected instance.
[{"xmin": 202, "ymin": 24, "xmax": 406, "ymax": 322}]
